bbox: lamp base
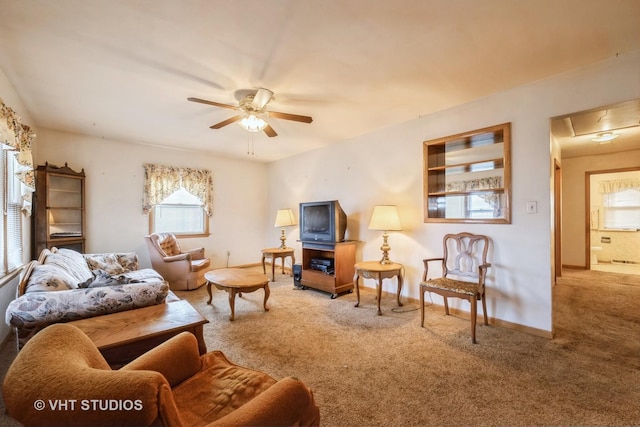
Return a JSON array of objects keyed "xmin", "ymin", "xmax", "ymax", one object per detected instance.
[
  {"xmin": 379, "ymin": 232, "xmax": 392, "ymax": 264},
  {"xmin": 279, "ymin": 229, "xmax": 288, "ymax": 249}
]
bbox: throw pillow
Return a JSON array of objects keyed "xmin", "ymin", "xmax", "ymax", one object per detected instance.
[
  {"xmin": 85, "ymin": 254, "xmax": 126, "ymax": 275},
  {"xmin": 78, "ymin": 269, "xmax": 140, "ymax": 288},
  {"xmin": 44, "ymin": 248, "xmax": 93, "ymax": 286},
  {"xmin": 25, "ymin": 264, "xmax": 77, "ymax": 293}
]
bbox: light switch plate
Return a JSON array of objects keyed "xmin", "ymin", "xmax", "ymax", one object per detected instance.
[{"xmin": 526, "ymin": 201, "xmax": 537, "ymax": 214}]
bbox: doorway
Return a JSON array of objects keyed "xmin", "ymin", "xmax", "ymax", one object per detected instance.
[
  {"xmin": 550, "ymin": 98, "xmax": 640, "ymax": 277},
  {"xmin": 586, "ymin": 168, "xmax": 640, "ymax": 275}
]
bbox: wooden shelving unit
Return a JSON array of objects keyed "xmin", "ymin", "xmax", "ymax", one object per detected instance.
[
  {"xmin": 300, "ymin": 241, "xmax": 357, "ymax": 299},
  {"xmin": 423, "ymin": 122, "xmax": 511, "ymax": 223},
  {"xmin": 32, "ymin": 163, "xmax": 86, "ymax": 257}
]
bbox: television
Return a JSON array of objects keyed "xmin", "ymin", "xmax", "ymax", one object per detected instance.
[{"xmin": 299, "ymin": 200, "xmax": 347, "ymax": 243}]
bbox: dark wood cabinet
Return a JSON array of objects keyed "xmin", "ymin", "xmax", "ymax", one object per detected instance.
[
  {"xmin": 32, "ymin": 163, "xmax": 86, "ymax": 257},
  {"xmin": 300, "ymin": 241, "xmax": 357, "ymax": 298}
]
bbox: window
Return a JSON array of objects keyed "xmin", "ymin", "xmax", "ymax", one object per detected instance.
[
  {"xmin": 603, "ymin": 189, "xmax": 640, "ymax": 230},
  {"xmin": 0, "ymin": 148, "xmax": 24, "ymax": 274},
  {"xmin": 466, "ymin": 194, "xmax": 496, "ymax": 219},
  {"xmin": 143, "ymin": 164, "xmax": 213, "ymax": 237},
  {"xmin": 150, "ymin": 188, "xmax": 207, "ymax": 235}
]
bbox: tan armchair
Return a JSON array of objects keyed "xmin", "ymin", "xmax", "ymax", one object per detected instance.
[
  {"xmin": 145, "ymin": 233, "xmax": 210, "ymax": 290},
  {"xmin": 3, "ymin": 323, "xmax": 320, "ymax": 427}
]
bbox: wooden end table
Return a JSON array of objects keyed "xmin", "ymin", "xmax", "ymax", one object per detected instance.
[
  {"xmin": 70, "ymin": 300, "xmax": 208, "ymax": 367},
  {"xmin": 205, "ymin": 269, "xmax": 270, "ymax": 320},
  {"xmin": 261, "ymin": 247, "xmax": 295, "ymax": 282},
  {"xmin": 354, "ymin": 261, "xmax": 404, "ymax": 315}
]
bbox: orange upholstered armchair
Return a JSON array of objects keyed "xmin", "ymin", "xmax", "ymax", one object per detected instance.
[
  {"xmin": 144, "ymin": 233, "xmax": 210, "ymax": 290},
  {"xmin": 3, "ymin": 323, "xmax": 320, "ymax": 427}
]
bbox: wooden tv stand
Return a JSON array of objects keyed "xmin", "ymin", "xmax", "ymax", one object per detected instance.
[{"xmin": 300, "ymin": 241, "xmax": 357, "ymax": 299}]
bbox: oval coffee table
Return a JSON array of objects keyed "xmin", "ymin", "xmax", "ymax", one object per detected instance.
[{"xmin": 205, "ymin": 269, "xmax": 270, "ymax": 321}]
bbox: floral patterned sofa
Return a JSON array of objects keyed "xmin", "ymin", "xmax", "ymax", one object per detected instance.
[{"xmin": 5, "ymin": 247, "xmax": 170, "ymax": 349}]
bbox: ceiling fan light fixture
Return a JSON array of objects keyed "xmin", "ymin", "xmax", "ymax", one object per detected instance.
[
  {"xmin": 237, "ymin": 114, "xmax": 267, "ymax": 133},
  {"xmin": 591, "ymin": 132, "xmax": 619, "ymax": 143}
]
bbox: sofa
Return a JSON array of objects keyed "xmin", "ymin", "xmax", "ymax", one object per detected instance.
[
  {"xmin": 144, "ymin": 232, "xmax": 210, "ymax": 290},
  {"xmin": 5, "ymin": 247, "xmax": 169, "ymax": 349},
  {"xmin": 3, "ymin": 323, "xmax": 321, "ymax": 426}
]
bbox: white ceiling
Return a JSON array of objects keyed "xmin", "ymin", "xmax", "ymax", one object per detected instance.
[{"xmin": 1, "ymin": 0, "xmax": 639, "ymax": 162}]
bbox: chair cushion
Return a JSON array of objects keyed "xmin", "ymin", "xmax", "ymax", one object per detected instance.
[
  {"xmin": 190, "ymin": 258, "xmax": 210, "ymax": 272},
  {"xmin": 155, "ymin": 233, "xmax": 181, "ymax": 256},
  {"xmin": 172, "ymin": 350, "xmax": 277, "ymax": 425},
  {"xmin": 421, "ymin": 277, "xmax": 479, "ymax": 296}
]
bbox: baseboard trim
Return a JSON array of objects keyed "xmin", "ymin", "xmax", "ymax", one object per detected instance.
[
  {"xmin": 379, "ymin": 289, "xmax": 553, "ymax": 339},
  {"xmin": 563, "ymin": 264, "xmax": 586, "ymax": 270}
]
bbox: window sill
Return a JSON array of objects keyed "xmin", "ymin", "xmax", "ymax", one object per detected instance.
[{"xmin": 0, "ymin": 265, "xmax": 25, "ymax": 289}]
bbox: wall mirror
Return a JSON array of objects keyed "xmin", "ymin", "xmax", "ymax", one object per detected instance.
[{"xmin": 423, "ymin": 122, "xmax": 511, "ymax": 223}]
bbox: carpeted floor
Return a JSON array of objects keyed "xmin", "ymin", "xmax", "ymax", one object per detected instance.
[{"xmin": 1, "ymin": 267, "xmax": 639, "ymax": 426}]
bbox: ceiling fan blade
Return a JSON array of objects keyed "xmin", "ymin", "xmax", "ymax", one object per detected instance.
[
  {"xmin": 188, "ymin": 97, "xmax": 239, "ymax": 110},
  {"xmin": 252, "ymin": 88, "xmax": 274, "ymax": 109},
  {"xmin": 263, "ymin": 124, "xmax": 278, "ymax": 138},
  {"xmin": 210, "ymin": 115, "xmax": 242, "ymax": 129},
  {"xmin": 267, "ymin": 111, "xmax": 313, "ymax": 123}
]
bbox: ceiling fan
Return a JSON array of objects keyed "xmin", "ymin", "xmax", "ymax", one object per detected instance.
[{"xmin": 187, "ymin": 88, "xmax": 313, "ymax": 138}]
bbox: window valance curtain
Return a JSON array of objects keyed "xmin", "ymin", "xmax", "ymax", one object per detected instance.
[
  {"xmin": 0, "ymin": 97, "xmax": 35, "ymax": 213},
  {"xmin": 142, "ymin": 164, "xmax": 213, "ymax": 216},
  {"xmin": 599, "ymin": 178, "xmax": 640, "ymax": 194},
  {"xmin": 446, "ymin": 176, "xmax": 502, "ymax": 193}
]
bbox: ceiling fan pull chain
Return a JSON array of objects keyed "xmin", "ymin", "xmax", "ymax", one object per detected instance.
[{"xmin": 247, "ymin": 134, "xmax": 255, "ymax": 155}]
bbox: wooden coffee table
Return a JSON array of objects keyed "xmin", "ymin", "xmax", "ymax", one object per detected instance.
[
  {"xmin": 206, "ymin": 269, "xmax": 270, "ymax": 321},
  {"xmin": 70, "ymin": 300, "xmax": 208, "ymax": 366}
]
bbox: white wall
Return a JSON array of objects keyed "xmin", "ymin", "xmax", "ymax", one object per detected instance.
[
  {"xmin": 34, "ymin": 129, "xmax": 269, "ymax": 269},
  {"xmin": 267, "ymin": 50, "xmax": 640, "ymax": 334},
  {"xmin": 563, "ymin": 157, "xmax": 640, "ymax": 266}
]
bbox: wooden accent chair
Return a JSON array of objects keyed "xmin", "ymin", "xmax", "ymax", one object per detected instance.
[
  {"xmin": 144, "ymin": 232, "xmax": 210, "ymax": 290},
  {"xmin": 419, "ymin": 232, "xmax": 491, "ymax": 344},
  {"xmin": 3, "ymin": 323, "xmax": 320, "ymax": 427}
]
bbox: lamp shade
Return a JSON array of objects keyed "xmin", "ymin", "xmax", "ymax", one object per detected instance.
[
  {"xmin": 368, "ymin": 205, "xmax": 401, "ymax": 231},
  {"xmin": 274, "ymin": 209, "xmax": 296, "ymax": 227},
  {"xmin": 238, "ymin": 114, "xmax": 268, "ymax": 133}
]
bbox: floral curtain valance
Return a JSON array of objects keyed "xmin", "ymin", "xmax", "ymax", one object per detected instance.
[
  {"xmin": 0, "ymin": 97, "xmax": 35, "ymax": 213},
  {"xmin": 142, "ymin": 164, "xmax": 213, "ymax": 216},
  {"xmin": 446, "ymin": 176, "xmax": 502, "ymax": 193},
  {"xmin": 599, "ymin": 178, "xmax": 640, "ymax": 194}
]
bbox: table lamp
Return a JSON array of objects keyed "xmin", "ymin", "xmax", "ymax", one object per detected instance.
[
  {"xmin": 368, "ymin": 205, "xmax": 402, "ymax": 264},
  {"xmin": 274, "ymin": 208, "xmax": 296, "ymax": 249}
]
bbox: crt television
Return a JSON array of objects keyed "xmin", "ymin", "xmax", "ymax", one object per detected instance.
[{"xmin": 299, "ymin": 200, "xmax": 347, "ymax": 243}]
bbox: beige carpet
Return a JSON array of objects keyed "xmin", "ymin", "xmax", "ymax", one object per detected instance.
[{"xmin": 1, "ymin": 267, "xmax": 639, "ymax": 426}]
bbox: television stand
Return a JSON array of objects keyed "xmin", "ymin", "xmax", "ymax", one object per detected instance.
[{"xmin": 300, "ymin": 241, "xmax": 357, "ymax": 298}]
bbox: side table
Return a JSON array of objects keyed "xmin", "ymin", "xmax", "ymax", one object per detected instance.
[
  {"xmin": 261, "ymin": 247, "xmax": 295, "ymax": 282},
  {"xmin": 354, "ymin": 261, "xmax": 404, "ymax": 315}
]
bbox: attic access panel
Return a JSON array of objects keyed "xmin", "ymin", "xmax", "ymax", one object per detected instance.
[{"xmin": 567, "ymin": 99, "xmax": 640, "ymax": 136}]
